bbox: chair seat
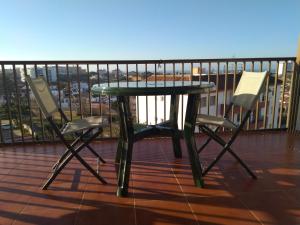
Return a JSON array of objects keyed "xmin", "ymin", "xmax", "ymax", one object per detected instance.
[
  {"xmin": 196, "ymin": 114, "xmax": 238, "ymax": 129},
  {"xmin": 61, "ymin": 117, "xmax": 105, "ymax": 134}
]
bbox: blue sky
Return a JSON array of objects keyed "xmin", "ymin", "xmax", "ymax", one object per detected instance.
[{"xmin": 0, "ymin": 0, "xmax": 299, "ymax": 60}]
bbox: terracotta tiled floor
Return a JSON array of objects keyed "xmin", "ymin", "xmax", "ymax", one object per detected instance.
[{"xmin": 0, "ymin": 131, "xmax": 299, "ymax": 225}]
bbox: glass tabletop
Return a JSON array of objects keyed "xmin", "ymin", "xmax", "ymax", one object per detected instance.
[{"xmin": 91, "ymin": 81, "xmax": 215, "ymax": 96}]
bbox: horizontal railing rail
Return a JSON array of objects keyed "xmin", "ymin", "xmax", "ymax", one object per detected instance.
[
  {"xmin": 0, "ymin": 57, "xmax": 296, "ymax": 64},
  {"xmin": 0, "ymin": 57, "xmax": 297, "ymax": 144}
]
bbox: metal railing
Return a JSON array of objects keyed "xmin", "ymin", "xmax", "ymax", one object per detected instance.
[{"xmin": 0, "ymin": 57, "xmax": 296, "ymax": 144}]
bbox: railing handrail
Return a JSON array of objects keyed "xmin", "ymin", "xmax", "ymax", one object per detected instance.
[{"xmin": 0, "ymin": 57, "xmax": 296, "ymax": 65}]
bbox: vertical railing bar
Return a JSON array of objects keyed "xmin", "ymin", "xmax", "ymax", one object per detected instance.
[
  {"xmin": 1, "ymin": 64, "xmax": 15, "ymax": 143},
  {"xmin": 254, "ymin": 61, "xmax": 262, "ymax": 130},
  {"xmin": 207, "ymin": 62, "xmax": 211, "ymax": 115},
  {"xmin": 173, "ymin": 63, "xmax": 175, "ymax": 86},
  {"xmin": 117, "ymin": 64, "xmax": 120, "ymax": 87},
  {"xmin": 0, "ymin": 119, "xmax": 3, "ymax": 143},
  {"xmin": 0, "ymin": 66, "xmax": 4, "ymax": 143},
  {"xmin": 239, "ymin": 62, "xmax": 245, "ymax": 126},
  {"xmin": 35, "ymin": 64, "xmax": 45, "ymax": 141},
  {"xmin": 45, "ymin": 64, "xmax": 50, "ymax": 83},
  {"xmin": 116, "ymin": 63, "xmax": 120, "ymax": 136},
  {"xmin": 215, "ymin": 62, "xmax": 219, "ymax": 117},
  {"xmin": 181, "ymin": 62, "xmax": 184, "ymax": 129},
  {"xmin": 145, "ymin": 63, "xmax": 148, "ymax": 125},
  {"xmin": 45, "ymin": 64, "xmax": 55, "ymax": 140},
  {"xmin": 45, "ymin": 64, "xmax": 52, "ymax": 140},
  {"xmin": 190, "ymin": 62, "xmax": 193, "ymax": 85},
  {"xmin": 136, "ymin": 64, "xmax": 139, "ymax": 124},
  {"xmin": 278, "ymin": 61, "xmax": 287, "ymax": 128},
  {"xmin": 87, "ymin": 64, "xmax": 92, "ymax": 116},
  {"xmin": 155, "ymin": 63, "xmax": 157, "ymax": 87},
  {"xmin": 173, "ymin": 62, "xmax": 176, "ymax": 127},
  {"xmin": 271, "ymin": 61, "xmax": 279, "ymax": 128},
  {"xmin": 13, "ymin": 64, "xmax": 24, "ymax": 142},
  {"xmin": 126, "ymin": 64, "xmax": 129, "ymax": 86},
  {"xmin": 96, "ymin": 64, "xmax": 102, "ymax": 118},
  {"xmin": 181, "ymin": 62, "xmax": 184, "ymax": 85},
  {"xmin": 125, "ymin": 64, "xmax": 129, "ymax": 134},
  {"xmin": 107, "ymin": 64, "xmax": 112, "ymax": 137},
  {"xmin": 290, "ymin": 60, "xmax": 300, "ymax": 132},
  {"xmin": 164, "ymin": 62, "xmax": 167, "ymax": 86},
  {"xmin": 163, "ymin": 63, "xmax": 166, "ymax": 121},
  {"xmin": 0, "ymin": 64, "xmax": 8, "ymax": 142},
  {"xmin": 96, "ymin": 64, "xmax": 103, "ymax": 138},
  {"xmin": 246, "ymin": 62, "xmax": 252, "ymax": 130},
  {"xmin": 286, "ymin": 62, "xmax": 296, "ymax": 128},
  {"xmin": 23, "ymin": 64, "xmax": 35, "ymax": 141},
  {"xmin": 198, "ymin": 62, "xmax": 202, "ymax": 115},
  {"xmin": 55, "ymin": 64, "xmax": 63, "ymax": 124},
  {"xmin": 223, "ymin": 62, "xmax": 228, "ymax": 120},
  {"xmin": 76, "ymin": 64, "xmax": 83, "ymax": 119},
  {"xmin": 66, "ymin": 64, "xmax": 73, "ymax": 121},
  {"xmin": 263, "ymin": 61, "xmax": 271, "ymax": 129},
  {"xmin": 231, "ymin": 62, "xmax": 237, "ymax": 121},
  {"xmin": 136, "ymin": 64, "xmax": 139, "ymax": 87},
  {"xmin": 154, "ymin": 63, "xmax": 157, "ymax": 124}
]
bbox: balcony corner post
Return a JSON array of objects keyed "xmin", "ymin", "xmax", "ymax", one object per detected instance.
[{"xmin": 288, "ymin": 37, "xmax": 300, "ymax": 133}]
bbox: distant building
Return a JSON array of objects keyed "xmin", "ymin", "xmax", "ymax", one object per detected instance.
[
  {"xmin": 136, "ymin": 73, "xmax": 282, "ymax": 130},
  {"xmin": 22, "ymin": 65, "xmax": 87, "ymax": 83}
]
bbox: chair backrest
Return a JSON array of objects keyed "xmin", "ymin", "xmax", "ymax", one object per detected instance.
[
  {"xmin": 232, "ymin": 71, "xmax": 268, "ymax": 110},
  {"xmin": 25, "ymin": 75, "xmax": 59, "ymax": 118}
]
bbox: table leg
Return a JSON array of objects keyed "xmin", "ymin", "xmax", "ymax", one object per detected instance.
[
  {"xmin": 170, "ymin": 94, "xmax": 182, "ymax": 158},
  {"xmin": 184, "ymin": 93, "xmax": 204, "ymax": 187},
  {"xmin": 115, "ymin": 130, "xmax": 123, "ymax": 163},
  {"xmin": 116, "ymin": 96, "xmax": 134, "ymax": 197}
]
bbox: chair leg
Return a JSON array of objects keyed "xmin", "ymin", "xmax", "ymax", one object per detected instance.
[
  {"xmin": 227, "ymin": 149, "xmax": 257, "ymax": 179},
  {"xmin": 43, "ymin": 130, "xmax": 107, "ymax": 189},
  {"xmin": 44, "ymin": 148, "xmax": 107, "ymax": 189},
  {"xmin": 197, "ymin": 137, "xmax": 211, "ymax": 153},
  {"xmin": 86, "ymin": 144, "xmax": 106, "ymax": 163},
  {"xmin": 202, "ymin": 146, "xmax": 228, "ymax": 176},
  {"xmin": 78, "ymin": 129, "xmax": 106, "ymax": 163},
  {"xmin": 115, "ymin": 135, "xmax": 123, "ymax": 163},
  {"xmin": 200, "ymin": 125, "xmax": 256, "ymax": 179},
  {"xmin": 52, "ymin": 133, "xmax": 84, "ymax": 170},
  {"xmin": 53, "ymin": 128, "xmax": 106, "ymax": 170},
  {"xmin": 44, "ymin": 149, "xmax": 107, "ymax": 189},
  {"xmin": 197, "ymin": 125, "xmax": 220, "ymax": 154},
  {"xmin": 52, "ymin": 129, "xmax": 94, "ymax": 170}
]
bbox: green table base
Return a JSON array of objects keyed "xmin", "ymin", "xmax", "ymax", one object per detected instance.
[
  {"xmin": 91, "ymin": 81, "xmax": 214, "ymax": 197},
  {"xmin": 116, "ymin": 95, "xmax": 181, "ymax": 197}
]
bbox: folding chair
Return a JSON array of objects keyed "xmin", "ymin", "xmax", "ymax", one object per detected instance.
[
  {"xmin": 197, "ymin": 71, "xmax": 268, "ymax": 178},
  {"xmin": 25, "ymin": 75, "xmax": 107, "ymax": 189}
]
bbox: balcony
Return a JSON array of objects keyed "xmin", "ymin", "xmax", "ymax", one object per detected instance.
[{"xmin": 0, "ymin": 58, "xmax": 299, "ymax": 225}]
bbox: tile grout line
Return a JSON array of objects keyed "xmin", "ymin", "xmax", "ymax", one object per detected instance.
[
  {"xmin": 127, "ymin": 140, "xmax": 137, "ymax": 225},
  {"xmin": 236, "ymin": 195, "xmax": 264, "ymax": 225},
  {"xmin": 132, "ymin": 168, "xmax": 138, "ymax": 225},
  {"xmin": 158, "ymin": 141, "xmax": 200, "ymax": 225},
  {"xmin": 73, "ymin": 170, "xmax": 90, "ymax": 225}
]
